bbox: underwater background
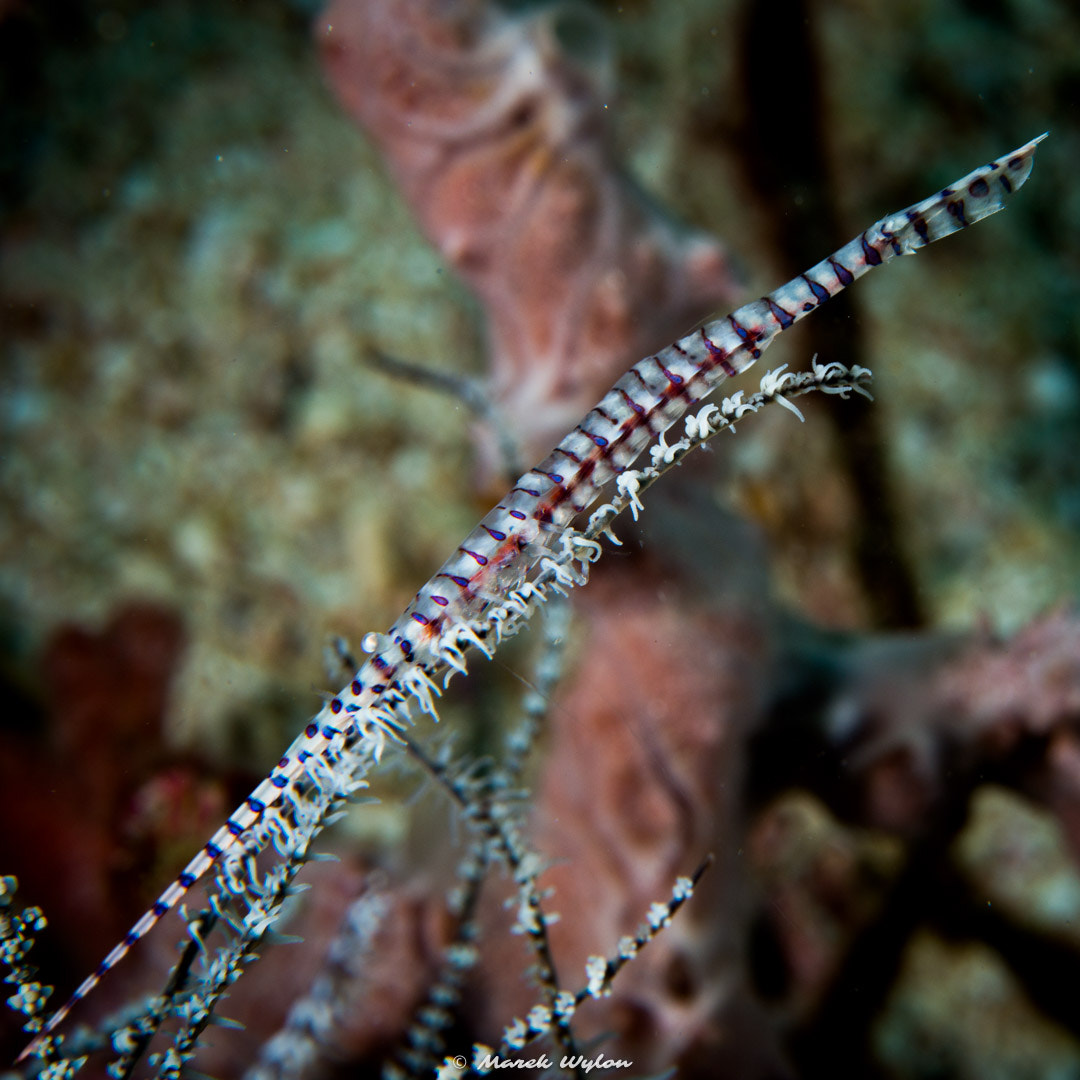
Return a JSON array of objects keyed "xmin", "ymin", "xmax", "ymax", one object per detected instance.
[{"xmin": 1, "ymin": 1, "xmax": 1079, "ymax": 1077}]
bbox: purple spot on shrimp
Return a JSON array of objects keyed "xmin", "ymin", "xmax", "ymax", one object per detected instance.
[
  {"xmin": 351, "ymin": 679, "xmax": 363, "ymax": 694},
  {"xmin": 305, "ymin": 723, "xmax": 318, "ymax": 738},
  {"xmin": 271, "ymin": 774, "xmax": 287, "ymax": 788},
  {"xmin": 653, "ymin": 355, "xmax": 684, "ymax": 384},
  {"xmin": 482, "ymin": 526, "xmax": 507, "ymax": 541},
  {"xmin": 461, "ymin": 548, "xmax": 489, "ymax": 566},
  {"xmin": 946, "ymin": 199, "xmax": 968, "ymax": 227},
  {"xmin": 330, "ymin": 697, "xmax": 343, "ymax": 714},
  {"xmin": 699, "ymin": 329, "xmax": 737, "ymax": 377},
  {"xmin": 906, "ymin": 210, "xmax": 930, "ymax": 245},
  {"xmin": 860, "ymin": 233, "xmax": 882, "ymax": 266},
  {"xmin": 766, "ymin": 296, "xmax": 795, "ymax": 328},
  {"xmin": 431, "ymin": 594, "xmax": 449, "ymax": 606},
  {"xmin": 802, "ymin": 274, "xmax": 830, "ymax": 304},
  {"xmin": 829, "ymin": 258, "xmax": 854, "ymax": 286},
  {"xmin": 727, "ymin": 315, "xmax": 750, "ymax": 341},
  {"xmin": 508, "ymin": 509, "xmax": 527, "ymax": 520},
  {"xmin": 968, "ymin": 177, "xmax": 990, "ymax": 198}
]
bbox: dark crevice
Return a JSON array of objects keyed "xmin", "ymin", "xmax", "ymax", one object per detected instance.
[
  {"xmin": 734, "ymin": 0, "xmax": 924, "ymax": 630},
  {"xmin": 776, "ymin": 729, "xmax": 1080, "ymax": 1076},
  {"xmin": 783, "ymin": 739, "xmax": 972, "ymax": 1079}
]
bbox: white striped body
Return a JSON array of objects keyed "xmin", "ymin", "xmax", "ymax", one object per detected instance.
[
  {"xmin": 385, "ymin": 132, "xmax": 1046, "ymax": 662},
  {"xmin": 25, "ymin": 133, "xmax": 1044, "ymax": 1056}
]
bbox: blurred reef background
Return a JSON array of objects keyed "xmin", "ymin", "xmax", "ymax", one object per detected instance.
[{"xmin": 1, "ymin": 0, "xmax": 1079, "ymax": 1077}]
